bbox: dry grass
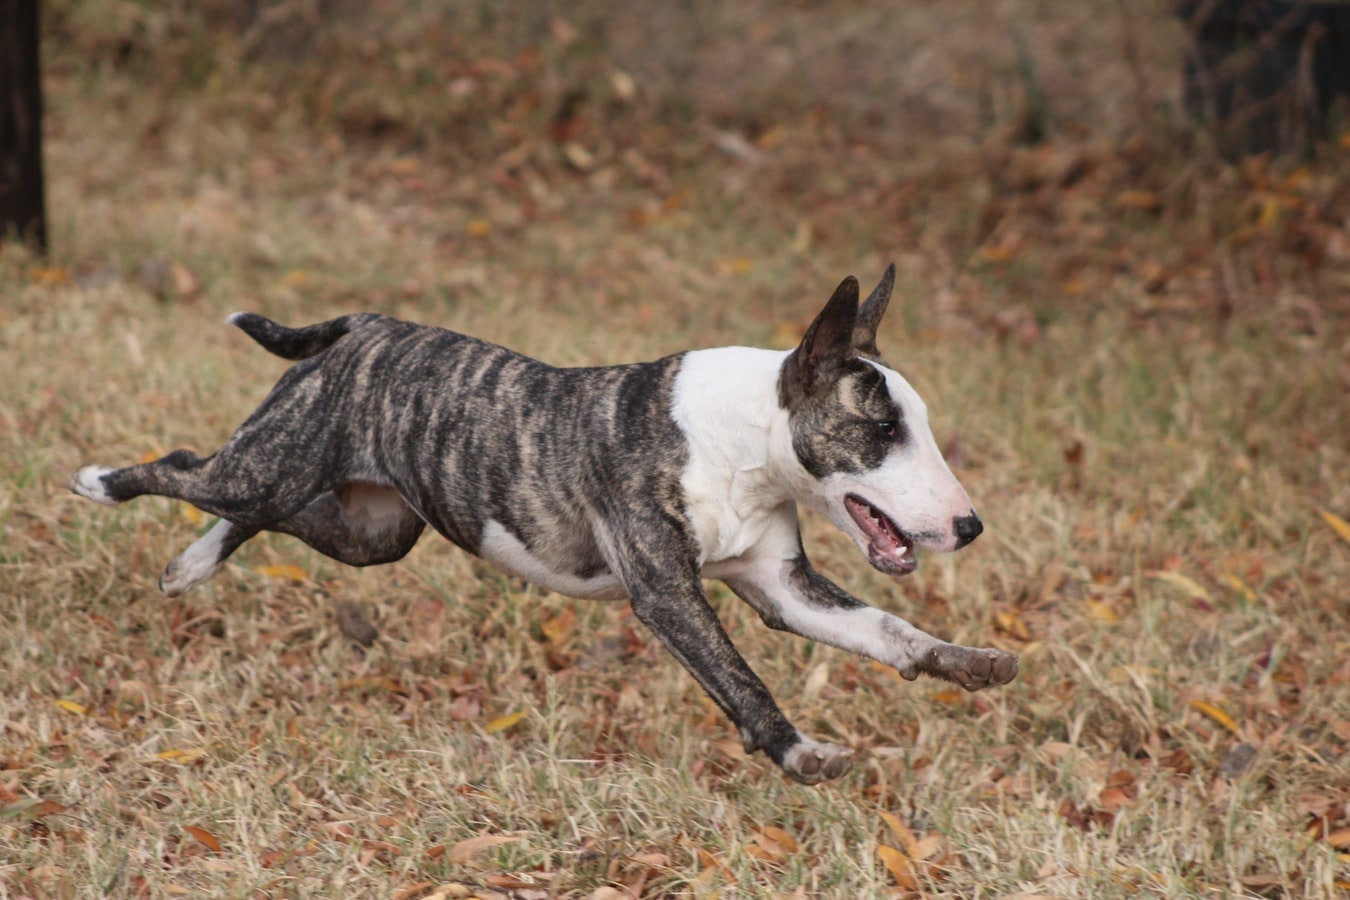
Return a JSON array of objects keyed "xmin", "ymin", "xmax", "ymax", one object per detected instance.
[{"xmin": 3, "ymin": 2, "xmax": 1350, "ymax": 897}]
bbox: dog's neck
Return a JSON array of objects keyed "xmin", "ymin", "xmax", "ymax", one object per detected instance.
[{"xmin": 671, "ymin": 346, "xmax": 814, "ymax": 562}]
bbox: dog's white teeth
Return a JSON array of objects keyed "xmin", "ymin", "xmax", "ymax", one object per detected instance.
[{"xmin": 896, "ymin": 545, "xmax": 908, "ymax": 557}]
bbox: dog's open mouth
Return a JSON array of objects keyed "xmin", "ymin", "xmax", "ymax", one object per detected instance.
[{"xmin": 845, "ymin": 494, "xmax": 917, "ymax": 576}]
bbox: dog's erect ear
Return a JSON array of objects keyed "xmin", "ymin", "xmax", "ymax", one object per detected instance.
[
  {"xmin": 781, "ymin": 275, "xmax": 860, "ymax": 404},
  {"xmin": 852, "ymin": 263, "xmax": 895, "ymax": 362}
]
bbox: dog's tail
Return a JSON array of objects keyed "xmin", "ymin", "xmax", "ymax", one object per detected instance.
[{"xmin": 227, "ymin": 312, "xmax": 382, "ymax": 360}]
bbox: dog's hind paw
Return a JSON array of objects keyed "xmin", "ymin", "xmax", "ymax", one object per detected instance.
[
  {"xmin": 918, "ymin": 644, "xmax": 1019, "ymax": 691},
  {"xmin": 782, "ymin": 737, "xmax": 854, "ymax": 785},
  {"xmin": 70, "ymin": 466, "xmax": 118, "ymax": 505}
]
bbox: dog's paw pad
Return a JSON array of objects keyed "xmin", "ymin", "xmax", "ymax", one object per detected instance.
[
  {"xmin": 782, "ymin": 738, "xmax": 853, "ymax": 785},
  {"xmin": 71, "ymin": 466, "xmax": 118, "ymax": 505},
  {"xmin": 921, "ymin": 644, "xmax": 1019, "ymax": 691}
]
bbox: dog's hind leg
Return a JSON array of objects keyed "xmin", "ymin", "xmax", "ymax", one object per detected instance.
[
  {"xmin": 73, "ymin": 444, "xmax": 337, "ymax": 591},
  {"xmin": 156, "ymin": 486, "xmax": 424, "ymax": 597},
  {"xmin": 160, "ymin": 518, "xmax": 258, "ymax": 597}
]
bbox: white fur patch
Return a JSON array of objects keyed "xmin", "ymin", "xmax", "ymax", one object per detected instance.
[
  {"xmin": 670, "ymin": 347, "xmax": 799, "ymax": 564},
  {"xmin": 160, "ymin": 518, "xmax": 233, "ymax": 596},
  {"xmin": 479, "ymin": 519, "xmax": 626, "ymax": 600},
  {"xmin": 70, "ymin": 466, "xmax": 117, "ymax": 505}
]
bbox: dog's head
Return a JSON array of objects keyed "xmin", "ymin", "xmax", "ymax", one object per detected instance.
[{"xmin": 779, "ymin": 266, "xmax": 980, "ymax": 576}]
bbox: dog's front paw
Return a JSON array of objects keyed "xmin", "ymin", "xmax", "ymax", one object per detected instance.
[
  {"xmin": 919, "ymin": 644, "xmax": 1019, "ymax": 691},
  {"xmin": 781, "ymin": 737, "xmax": 854, "ymax": 785}
]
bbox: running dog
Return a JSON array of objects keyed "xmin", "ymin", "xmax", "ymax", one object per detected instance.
[{"xmin": 71, "ymin": 265, "xmax": 1018, "ymax": 783}]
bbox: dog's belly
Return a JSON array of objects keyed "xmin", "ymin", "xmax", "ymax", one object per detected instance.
[{"xmin": 477, "ymin": 519, "xmax": 627, "ymax": 600}]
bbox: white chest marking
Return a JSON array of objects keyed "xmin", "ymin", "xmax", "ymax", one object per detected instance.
[
  {"xmin": 478, "ymin": 519, "xmax": 626, "ymax": 600},
  {"xmin": 670, "ymin": 347, "xmax": 798, "ymax": 565}
]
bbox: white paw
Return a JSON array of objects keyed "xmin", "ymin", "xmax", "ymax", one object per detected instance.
[
  {"xmin": 70, "ymin": 466, "xmax": 117, "ymax": 505},
  {"xmin": 159, "ymin": 519, "xmax": 232, "ymax": 596},
  {"xmin": 782, "ymin": 736, "xmax": 854, "ymax": 785},
  {"xmin": 159, "ymin": 552, "xmax": 220, "ymax": 597}
]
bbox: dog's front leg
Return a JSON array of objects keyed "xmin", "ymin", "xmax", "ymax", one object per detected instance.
[
  {"xmin": 722, "ymin": 554, "xmax": 1018, "ymax": 692},
  {"xmin": 603, "ymin": 530, "xmax": 853, "ymax": 784}
]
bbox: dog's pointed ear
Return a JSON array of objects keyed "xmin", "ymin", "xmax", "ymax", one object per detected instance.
[
  {"xmin": 781, "ymin": 275, "xmax": 860, "ymax": 404},
  {"xmin": 852, "ymin": 263, "xmax": 894, "ymax": 362}
]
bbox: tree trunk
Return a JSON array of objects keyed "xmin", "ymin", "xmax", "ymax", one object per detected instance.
[{"xmin": 0, "ymin": 0, "xmax": 47, "ymax": 254}]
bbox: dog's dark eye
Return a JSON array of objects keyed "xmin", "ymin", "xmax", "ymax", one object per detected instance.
[{"xmin": 877, "ymin": 420, "xmax": 899, "ymax": 440}]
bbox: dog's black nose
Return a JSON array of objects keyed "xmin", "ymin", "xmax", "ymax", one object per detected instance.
[{"xmin": 953, "ymin": 512, "xmax": 983, "ymax": 548}]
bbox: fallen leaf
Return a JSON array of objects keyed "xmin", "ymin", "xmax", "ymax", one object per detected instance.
[
  {"xmin": 879, "ymin": 811, "xmax": 921, "ymax": 859},
  {"xmin": 256, "ymin": 564, "xmax": 309, "ymax": 582},
  {"xmin": 338, "ymin": 676, "xmax": 402, "ymax": 693},
  {"xmin": 1318, "ymin": 509, "xmax": 1350, "ymax": 545},
  {"xmin": 1147, "ymin": 570, "xmax": 1210, "ymax": 601},
  {"xmin": 1098, "ymin": 787, "xmax": 1134, "ymax": 812},
  {"xmin": 1239, "ymin": 872, "xmax": 1285, "ymax": 890},
  {"xmin": 540, "ymin": 607, "xmax": 576, "ymax": 644},
  {"xmin": 877, "ymin": 844, "xmax": 918, "ymax": 889},
  {"xmin": 1084, "ymin": 599, "xmax": 1120, "ymax": 623},
  {"xmin": 995, "ymin": 609, "xmax": 1031, "ymax": 641},
  {"xmin": 1219, "ymin": 742, "xmax": 1258, "ymax": 781},
  {"xmin": 912, "ymin": 833, "xmax": 948, "ymax": 864},
  {"xmin": 31, "ymin": 266, "xmax": 71, "ymax": 285},
  {"xmin": 186, "ymin": 825, "xmax": 222, "ymax": 853},
  {"xmin": 694, "ymin": 846, "xmax": 736, "ymax": 883},
  {"xmin": 156, "ymin": 747, "xmax": 208, "ymax": 763},
  {"xmin": 758, "ymin": 825, "xmax": 798, "ymax": 854},
  {"xmin": 1188, "ymin": 699, "xmax": 1241, "ymax": 736},
  {"xmin": 1223, "ymin": 573, "xmax": 1256, "ymax": 603},
  {"xmin": 745, "ymin": 844, "xmax": 784, "ymax": 863},
  {"xmin": 448, "ymin": 833, "xmax": 521, "ymax": 864},
  {"xmin": 1116, "ymin": 189, "xmax": 1161, "ymax": 212},
  {"xmin": 485, "ymin": 709, "xmax": 528, "ymax": 734},
  {"xmin": 467, "ymin": 219, "xmax": 492, "ymax": 237},
  {"xmin": 749, "ymin": 824, "xmax": 799, "ymax": 864},
  {"xmin": 1323, "ymin": 828, "xmax": 1350, "ymax": 849},
  {"xmin": 53, "ymin": 699, "xmax": 87, "ymax": 716},
  {"xmin": 977, "ymin": 244, "xmax": 1017, "ymax": 263}
]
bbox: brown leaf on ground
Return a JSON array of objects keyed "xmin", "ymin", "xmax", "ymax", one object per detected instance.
[
  {"xmin": 447, "ymin": 833, "xmax": 521, "ymax": 864},
  {"xmin": 184, "ymin": 825, "xmax": 222, "ymax": 853}
]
